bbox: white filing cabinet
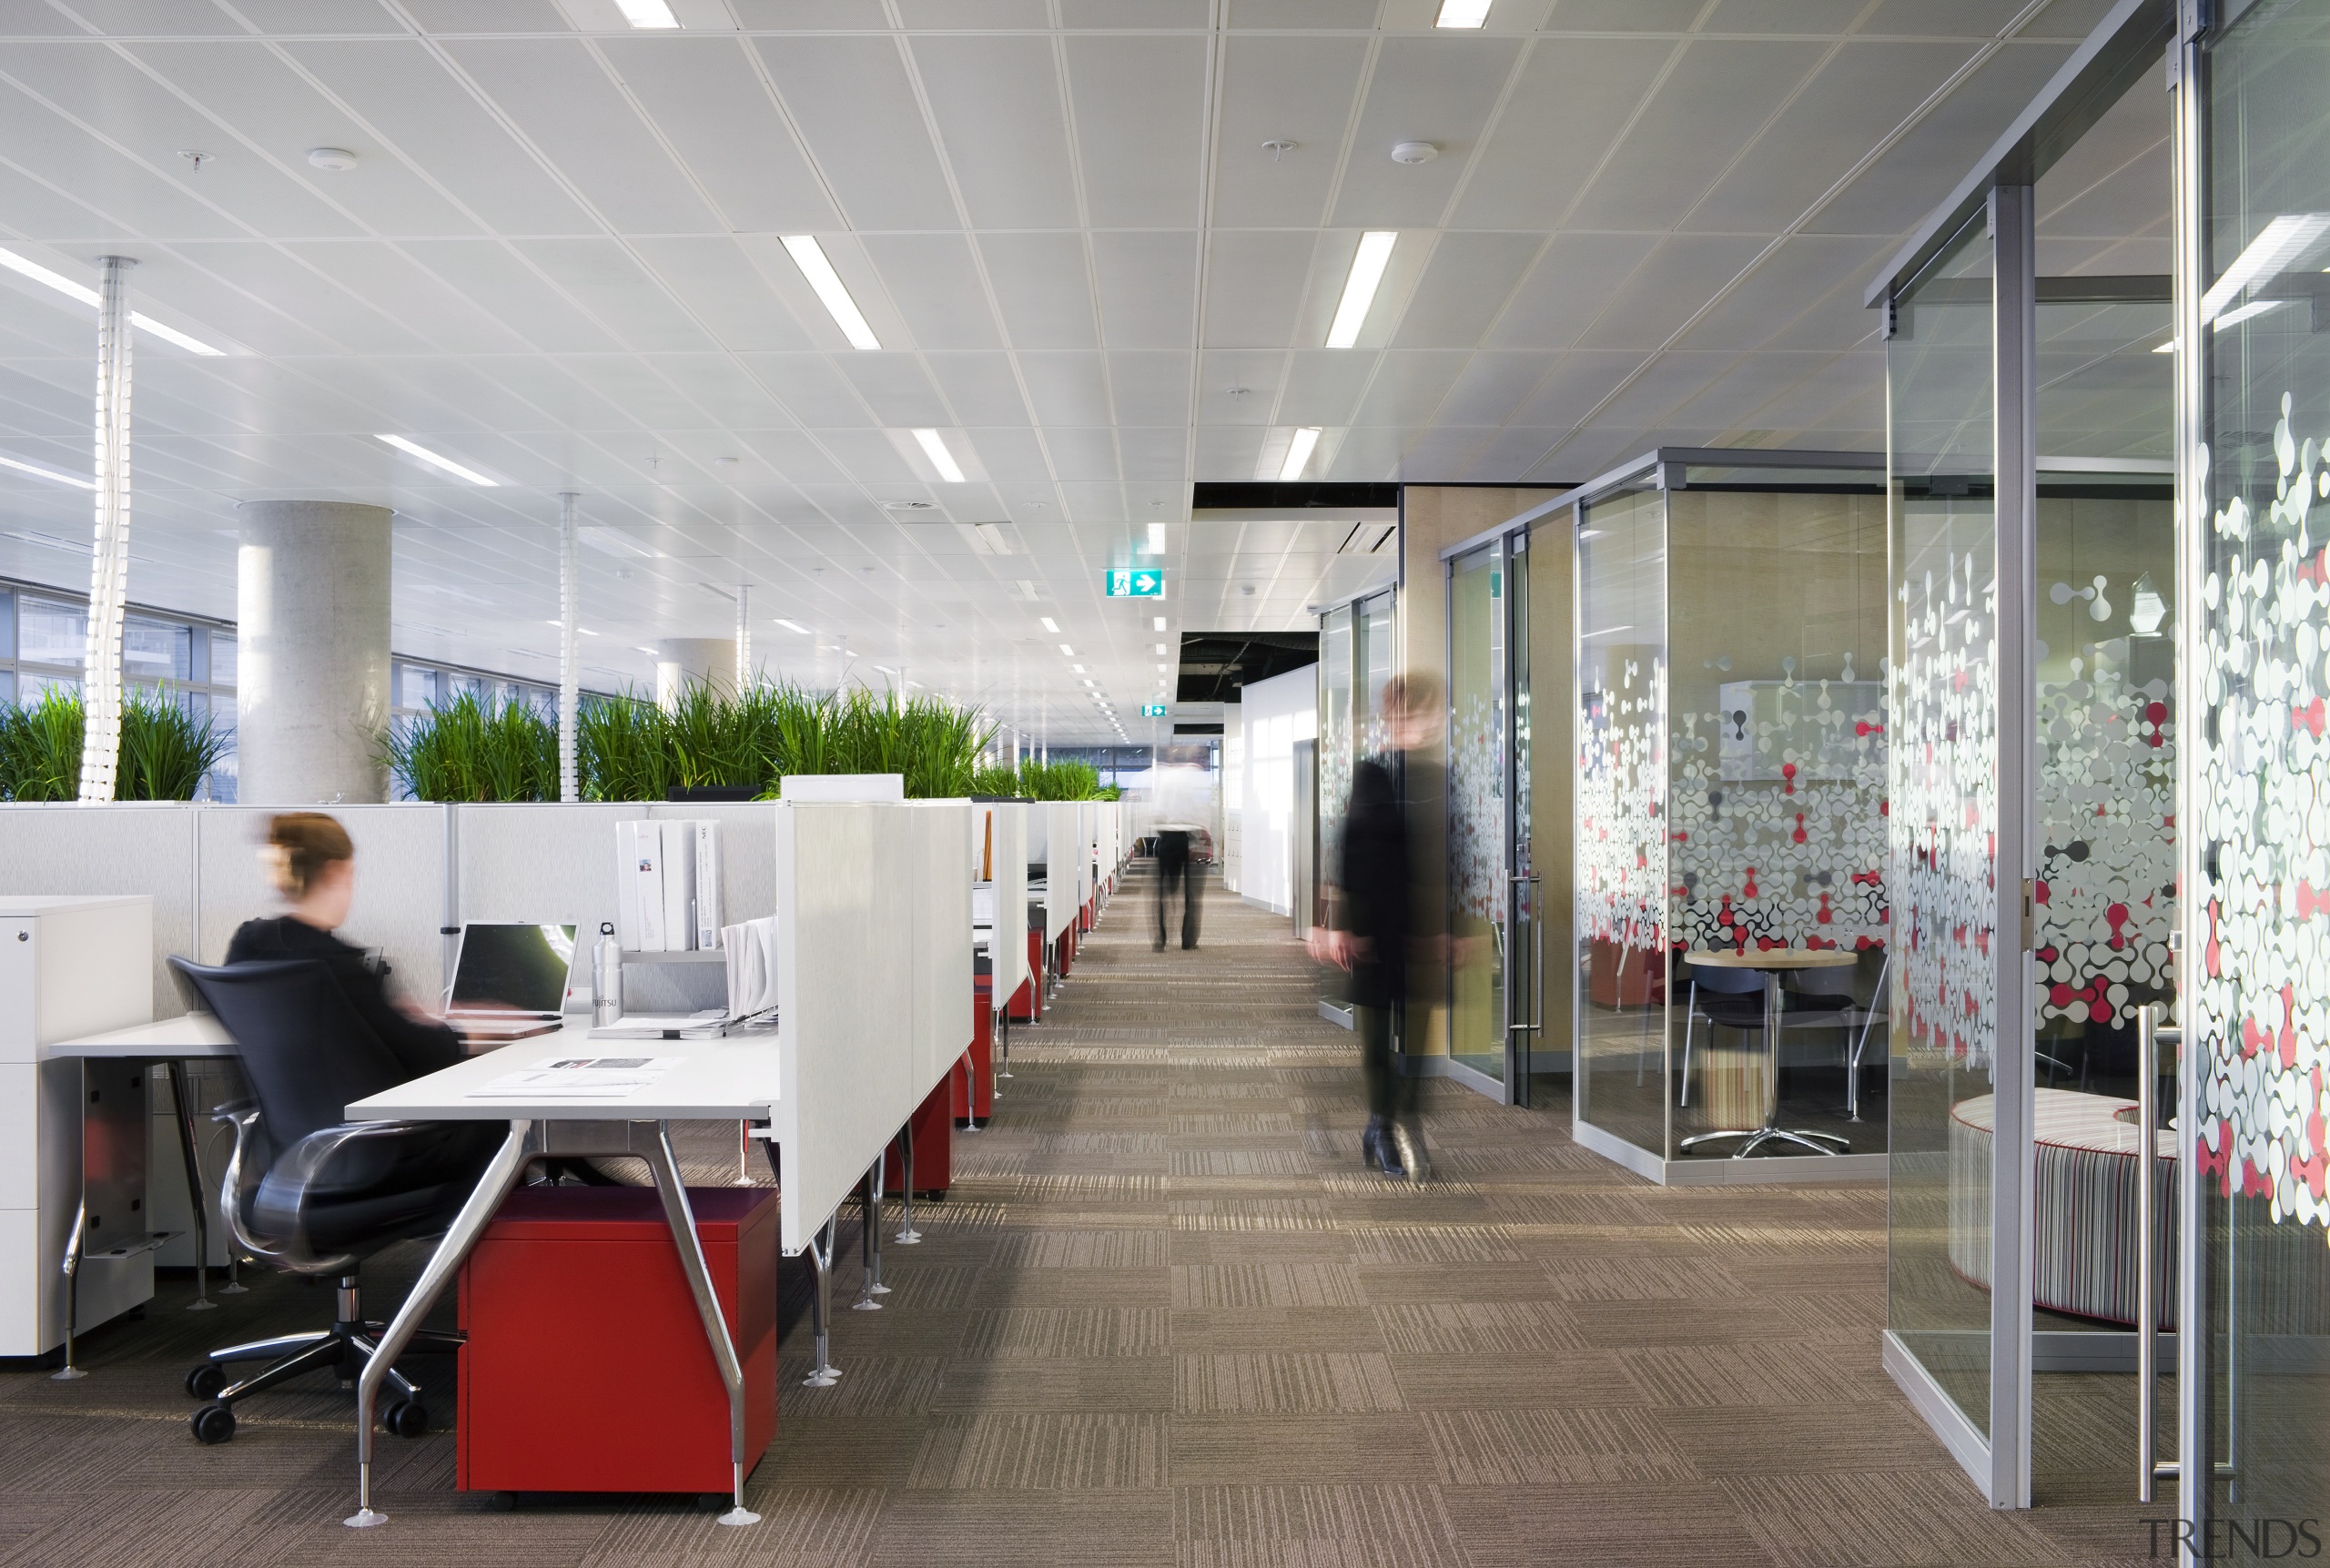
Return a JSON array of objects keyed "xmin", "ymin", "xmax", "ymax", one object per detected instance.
[{"xmin": 0, "ymin": 895, "xmax": 154, "ymax": 1357}]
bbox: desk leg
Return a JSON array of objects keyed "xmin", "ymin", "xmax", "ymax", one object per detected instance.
[
  {"xmin": 346, "ymin": 1118, "xmax": 533, "ymax": 1530},
  {"xmin": 853, "ymin": 1161, "xmax": 886, "ymax": 1309},
  {"xmin": 644, "ymin": 1123, "xmax": 760, "ymax": 1528},
  {"xmin": 803, "ymin": 1216, "xmax": 841, "ymax": 1387},
  {"xmin": 51, "ymin": 1199, "xmax": 86, "ymax": 1381},
  {"xmin": 895, "ymin": 1123, "xmax": 921, "ymax": 1246},
  {"xmin": 164, "ymin": 1061, "xmax": 217, "ymax": 1310}
]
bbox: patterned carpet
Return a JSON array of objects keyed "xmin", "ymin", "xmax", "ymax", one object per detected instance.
[{"xmin": 0, "ymin": 863, "xmax": 2164, "ymax": 1565}]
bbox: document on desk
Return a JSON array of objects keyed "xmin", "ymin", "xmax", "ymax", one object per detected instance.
[{"xmin": 468, "ymin": 1056, "xmax": 685, "ymax": 1098}]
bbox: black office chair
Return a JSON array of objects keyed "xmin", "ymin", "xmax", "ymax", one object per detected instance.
[{"xmin": 167, "ymin": 956, "xmax": 501, "ymax": 1445}]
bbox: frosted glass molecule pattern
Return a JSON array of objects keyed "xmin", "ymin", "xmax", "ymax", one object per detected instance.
[
  {"xmin": 2194, "ymin": 396, "xmax": 2330, "ymax": 1235},
  {"xmin": 1450, "ymin": 687, "xmax": 1505, "ymax": 926},
  {"xmin": 1577, "ymin": 658, "xmax": 1666, "ymax": 951},
  {"xmin": 2033, "ymin": 647, "xmax": 2176, "ymax": 1030},
  {"xmin": 1891, "ymin": 545, "xmax": 2001, "ymax": 1069},
  {"xmin": 1672, "ymin": 679, "xmax": 1887, "ymax": 955}
]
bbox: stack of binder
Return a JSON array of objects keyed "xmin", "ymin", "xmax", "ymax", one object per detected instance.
[{"xmin": 612, "ymin": 820, "xmax": 724, "ymax": 951}]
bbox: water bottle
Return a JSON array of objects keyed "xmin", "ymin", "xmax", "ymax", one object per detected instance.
[{"xmin": 593, "ymin": 921, "xmax": 623, "ymax": 1026}]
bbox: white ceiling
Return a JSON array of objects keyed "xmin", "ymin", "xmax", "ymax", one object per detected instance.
[{"xmin": 0, "ymin": 0, "xmax": 2148, "ymax": 742}]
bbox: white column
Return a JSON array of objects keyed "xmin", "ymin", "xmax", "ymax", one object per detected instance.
[
  {"xmin": 654, "ymin": 638, "xmax": 736, "ymax": 710},
  {"xmin": 558, "ymin": 491, "xmax": 580, "ymax": 803},
  {"xmin": 77, "ymin": 256, "xmax": 135, "ymax": 803},
  {"xmin": 236, "ymin": 501, "xmax": 393, "ymax": 804}
]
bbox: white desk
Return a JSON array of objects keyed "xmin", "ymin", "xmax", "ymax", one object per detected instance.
[
  {"xmin": 336, "ymin": 1020, "xmax": 784, "ymax": 1530},
  {"xmin": 46, "ymin": 1012, "xmax": 245, "ymax": 1346}
]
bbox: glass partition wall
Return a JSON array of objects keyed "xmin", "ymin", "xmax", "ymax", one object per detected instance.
[
  {"xmin": 1314, "ymin": 587, "xmax": 1396, "ymax": 1027},
  {"xmin": 1571, "ymin": 453, "xmax": 1890, "ymax": 1179}
]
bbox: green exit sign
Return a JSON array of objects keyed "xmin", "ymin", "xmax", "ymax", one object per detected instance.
[
  {"xmin": 1106, "ymin": 568, "xmax": 1163, "ymax": 598},
  {"xmin": 1140, "ymin": 703, "xmax": 1168, "ymax": 717}
]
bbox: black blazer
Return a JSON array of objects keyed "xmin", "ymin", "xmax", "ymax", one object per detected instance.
[
  {"xmin": 1338, "ymin": 757, "xmax": 1410, "ymax": 1008},
  {"xmin": 223, "ymin": 916, "xmax": 462, "ymax": 1082}
]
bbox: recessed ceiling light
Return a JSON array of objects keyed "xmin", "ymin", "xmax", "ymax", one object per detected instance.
[
  {"xmin": 781, "ymin": 235, "xmax": 880, "ymax": 349},
  {"xmin": 1153, "ymin": 616, "xmax": 1168, "ymax": 632},
  {"xmin": 1040, "ymin": 616, "xmax": 1060, "ymax": 632},
  {"xmin": 1071, "ymin": 663, "xmax": 1087, "ymax": 673},
  {"xmin": 378, "ymin": 433, "xmax": 498, "ymax": 486},
  {"xmin": 0, "ymin": 246, "xmax": 226, "ymax": 355},
  {"xmin": 1326, "ymin": 231, "xmax": 1397, "ymax": 348},
  {"xmin": 874, "ymin": 663, "xmax": 899, "ymax": 674},
  {"xmin": 1280, "ymin": 427, "xmax": 1322, "ymax": 482},
  {"xmin": 775, "ymin": 618, "xmax": 810, "ymax": 634},
  {"xmin": 1434, "ymin": 0, "xmax": 1491, "ymax": 24},
  {"xmin": 1059, "ymin": 643, "xmax": 1075, "ymax": 656},
  {"xmin": 0, "ymin": 452, "xmax": 96, "ymax": 491},
  {"xmin": 307, "ymin": 147, "xmax": 358, "ymax": 171},
  {"xmin": 913, "ymin": 429, "xmax": 967, "ymax": 483},
  {"xmin": 2201, "ymin": 213, "xmax": 2330, "ymax": 321},
  {"xmin": 616, "ymin": 0, "xmax": 679, "ymax": 27},
  {"xmin": 634, "ymin": 645, "xmax": 659, "ymax": 655},
  {"xmin": 714, "ymin": 455, "xmax": 739, "ymax": 468},
  {"xmin": 882, "ymin": 500, "xmax": 935, "ymax": 511}
]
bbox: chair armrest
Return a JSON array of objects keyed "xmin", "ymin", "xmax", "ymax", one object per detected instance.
[
  {"xmin": 257, "ymin": 1120, "xmax": 449, "ymax": 1276},
  {"xmin": 208, "ymin": 1098, "xmax": 258, "ymax": 1122}
]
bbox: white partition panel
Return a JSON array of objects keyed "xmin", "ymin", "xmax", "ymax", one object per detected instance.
[
  {"xmin": 1043, "ymin": 803, "xmax": 1079, "ymax": 937},
  {"xmin": 906, "ymin": 802, "xmax": 973, "ymax": 1101},
  {"xmin": 647, "ymin": 802, "xmax": 779, "ymax": 928},
  {"xmin": 773, "ymin": 803, "xmax": 913, "ymax": 1254},
  {"xmin": 988, "ymin": 804, "xmax": 1029, "ymax": 1001},
  {"xmin": 198, "ymin": 804, "xmax": 450, "ymax": 999},
  {"xmin": 0, "ymin": 804, "xmax": 197, "ymax": 1017},
  {"xmin": 457, "ymin": 803, "xmax": 640, "ymax": 937}
]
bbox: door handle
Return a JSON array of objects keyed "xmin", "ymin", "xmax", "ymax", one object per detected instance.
[
  {"xmin": 1507, "ymin": 875, "xmax": 1542, "ymax": 1037},
  {"xmin": 2138, "ymin": 1007, "xmax": 2176, "ymax": 1501}
]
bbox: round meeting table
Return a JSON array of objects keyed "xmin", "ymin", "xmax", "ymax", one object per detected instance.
[{"xmin": 1677, "ymin": 947, "xmax": 1859, "ymax": 1158}]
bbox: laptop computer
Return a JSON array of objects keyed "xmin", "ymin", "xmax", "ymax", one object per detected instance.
[{"xmin": 445, "ymin": 923, "xmax": 577, "ymax": 1043}]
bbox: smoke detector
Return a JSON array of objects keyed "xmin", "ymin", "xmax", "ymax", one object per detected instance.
[
  {"xmin": 883, "ymin": 500, "xmax": 936, "ymax": 511},
  {"xmin": 1390, "ymin": 141, "xmax": 1439, "ymax": 165},
  {"xmin": 308, "ymin": 147, "xmax": 359, "ymax": 171}
]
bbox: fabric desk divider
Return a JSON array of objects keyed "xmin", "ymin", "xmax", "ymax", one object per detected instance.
[
  {"xmin": 983, "ymin": 804, "xmax": 1029, "ymax": 1003},
  {"xmin": 1043, "ymin": 803, "xmax": 1080, "ymax": 940}
]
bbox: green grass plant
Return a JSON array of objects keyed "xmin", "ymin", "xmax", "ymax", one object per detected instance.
[
  {"xmin": 384, "ymin": 689, "xmax": 558, "ymax": 803},
  {"xmin": 0, "ymin": 683, "xmax": 228, "ymax": 801}
]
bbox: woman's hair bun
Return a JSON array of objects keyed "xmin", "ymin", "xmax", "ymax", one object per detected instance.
[{"xmin": 263, "ymin": 812, "xmax": 353, "ymax": 899}]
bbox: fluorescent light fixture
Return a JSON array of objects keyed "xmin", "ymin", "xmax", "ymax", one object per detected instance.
[
  {"xmin": 635, "ymin": 645, "xmax": 659, "ymax": 655},
  {"xmin": 775, "ymin": 618, "xmax": 810, "ymax": 634},
  {"xmin": 1435, "ymin": 0, "xmax": 1491, "ymax": 24},
  {"xmin": 2153, "ymin": 339, "xmax": 2174, "ymax": 353},
  {"xmin": 2201, "ymin": 213, "xmax": 2330, "ymax": 321},
  {"xmin": 1081, "ymin": 679, "xmax": 1097, "ymax": 688},
  {"xmin": 1040, "ymin": 616, "xmax": 1060, "ymax": 632},
  {"xmin": 1326, "ymin": 231, "xmax": 1397, "ymax": 348},
  {"xmin": 874, "ymin": 664, "xmax": 899, "ymax": 674},
  {"xmin": 1153, "ymin": 642, "xmax": 1167, "ymax": 654},
  {"xmin": 1153, "ymin": 616, "xmax": 1168, "ymax": 632},
  {"xmin": 781, "ymin": 236, "xmax": 880, "ymax": 349},
  {"xmin": 0, "ymin": 452, "xmax": 96, "ymax": 490},
  {"xmin": 542, "ymin": 620, "xmax": 598, "ymax": 635},
  {"xmin": 0, "ymin": 245, "xmax": 224, "ymax": 354},
  {"xmin": 913, "ymin": 429, "xmax": 966, "ymax": 483},
  {"xmin": 1144, "ymin": 521, "xmax": 1166, "ymax": 554},
  {"xmin": 1071, "ymin": 663, "xmax": 1087, "ymax": 673},
  {"xmin": 378, "ymin": 434, "xmax": 498, "ymax": 486},
  {"xmin": 1280, "ymin": 427, "xmax": 1322, "ymax": 481},
  {"xmin": 615, "ymin": 0, "xmax": 678, "ymax": 25},
  {"xmin": 1059, "ymin": 643, "xmax": 1075, "ymax": 656}
]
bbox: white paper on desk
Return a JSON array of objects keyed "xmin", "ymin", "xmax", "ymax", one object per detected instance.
[
  {"xmin": 721, "ymin": 915, "xmax": 780, "ymax": 1020},
  {"xmin": 468, "ymin": 1056, "xmax": 684, "ymax": 1098}
]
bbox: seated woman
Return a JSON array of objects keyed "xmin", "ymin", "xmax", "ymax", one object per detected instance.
[{"xmin": 227, "ymin": 812, "xmax": 462, "ymax": 1081}]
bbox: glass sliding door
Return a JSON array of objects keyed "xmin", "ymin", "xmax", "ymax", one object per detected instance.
[
  {"xmin": 1446, "ymin": 541, "xmax": 1508, "ymax": 1095},
  {"xmin": 1508, "ymin": 539, "xmax": 1538, "ymax": 1108},
  {"xmin": 1885, "ymin": 209, "xmax": 2018, "ymax": 1486},
  {"xmin": 2187, "ymin": 3, "xmax": 2330, "ymax": 1547}
]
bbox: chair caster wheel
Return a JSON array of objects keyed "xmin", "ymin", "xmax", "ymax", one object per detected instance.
[
  {"xmin": 185, "ymin": 1363, "xmax": 227, "ymax": 1401},
  {"xmin": 190, "ymin": 1403, "xmax": 236, "ymax": 1444},
  {"xmin": 383, "ymin": 1400, "xmax": 430, "ymax": 1439},
  {"xmin": 486, "ymin": 1491, "xmax": 519, "ymax": 1512}
]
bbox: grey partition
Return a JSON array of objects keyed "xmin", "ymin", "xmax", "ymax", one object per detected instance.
[
  {"xmin": 0, "ymin": 804, "xmax": 198, "ymax": 1016},
  {"xmin": 196, "ymin": 804, "xmax": 451, "ymax": 998}
]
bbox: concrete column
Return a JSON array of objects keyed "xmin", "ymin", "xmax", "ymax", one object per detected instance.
[
  {"xmin": 236, "ymin": 501, "xmax": 392, "ymax": 805},
  {"xmin": 654, "ymin": 638, "xmax": 735, "ymax": 709}
]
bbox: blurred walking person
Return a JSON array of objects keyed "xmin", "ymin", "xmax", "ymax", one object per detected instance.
[
  {"xmin": 1148, "ymin": 747, "xmax": 1212, "ymax": 951},
  {"xmin": 1311, "ymin": 676, "xmax": 1437, "ymax": 1180}
]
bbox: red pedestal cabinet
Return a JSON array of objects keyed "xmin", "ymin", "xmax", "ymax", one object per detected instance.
[
  {"xmin": 886, "ymin": 1077, "xmax": 954, "ymax": 1195},
  {"xmin": 457, "ymin": 1186, "xmax": 775, "ymax": 1496}
]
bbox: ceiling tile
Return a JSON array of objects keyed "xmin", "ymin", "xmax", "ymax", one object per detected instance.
[
  {"xmin": 1331, "ymin": 36, "xmax": 1525, "ymax": 229},
  {"xmin": 861, "ymin": 233, "xmax": 1003, "ymax": 351},
  {"xmin": 1108, "ymin": 350, "xmax": 1192, "ymax": 426},
  {"xmin": 754, "ymin": 35, "xmax": 960, "ymax": 231},
  {"xmin": 914, "ymin": 34, "xmax": 1080, "ymax": 229},
  {"xmin": 1064, "ymin": 35, "xmax": 1206, "ymax": 228},
  {"xmin": 632, "ymin": 237, "xmax": 818, "ymax": 352},
  {"xmin": 1018, "ymin": 350, "xmax": 1111, "ymax": 427},
  {"xmin": 1391, "ymin": 230, "xmax": 1540, "ymax": 349},
  {"xmin": 445, "ymin": 39, "xmax": 724, "ymax": 234},
  {"xmin": 597, "ymin": 36, "xmax": 845, "ymax": 233},
  {"xmin": 509, "ymin": 236, "xmax": 717, "ymax": 351},
  {"xmin": 980, "ymin": 231, "xmax": 1099, "ymax": 349},
  {"xmin": 1211, "ymin": 35, "xmax": 1369, "ymax": 229},
  {"xmin": 1201, "ymin": 229, "xmax": 1317, "ymax": 349},
  {"xmin": 1091, "ymin": 229, "xmax": 1196, "ymax": 349},
  {"xmin": 926, "ymin": 352, "xmax": 1031, "ymax": 425}
]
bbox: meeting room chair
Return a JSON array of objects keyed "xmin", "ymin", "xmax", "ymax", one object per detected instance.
[
  {"xmin": 1676, "ymin": 958, "xmax": 1856, "ymax": 1109},
  {"xmin": 166, "ymin": 956, "xmax": 501, "ymax": 1445}
]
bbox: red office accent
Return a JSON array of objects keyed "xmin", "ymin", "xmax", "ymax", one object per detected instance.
[
  {"xmin": 1009, "ymin": 929, "xmax": 1042, "ymax": 1021},
  {"xmin": 886, "ymin": 1077, "xmax": 954, "ymax": 1194},
  {"xmin": 456, "ymin": 1186, "xmax": 775, "ymax": 1496}
]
